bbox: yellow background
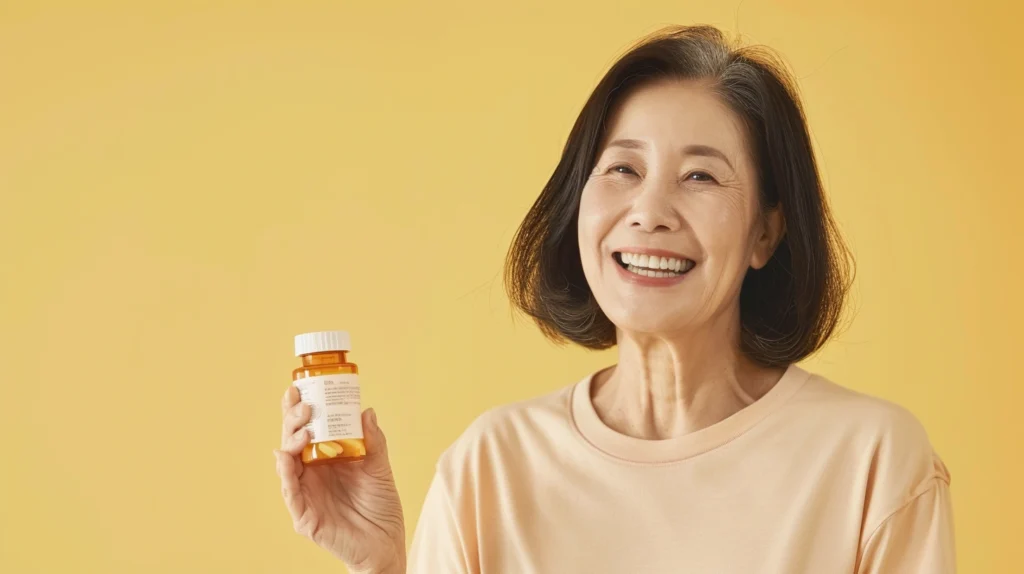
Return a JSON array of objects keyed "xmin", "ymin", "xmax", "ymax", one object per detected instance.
[{"xmin": 1, "ymin": 1, "xmax": 1020, "ymax": 572}]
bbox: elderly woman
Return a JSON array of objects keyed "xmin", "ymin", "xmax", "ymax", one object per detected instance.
[{"xmin": 275, "ymin": 25, "xmax": 954, "ymax": 573}]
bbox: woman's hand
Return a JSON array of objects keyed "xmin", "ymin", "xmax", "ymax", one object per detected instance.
[{"xmin": 275, "ymin": 387, "xmax": 406, "ymax": 573}]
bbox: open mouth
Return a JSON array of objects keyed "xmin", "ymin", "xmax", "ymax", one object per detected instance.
[{"xmin": 613, "ymin": 251, "xmax": 696, "ymax": 278}]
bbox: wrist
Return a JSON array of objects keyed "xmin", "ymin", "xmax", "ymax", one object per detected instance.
[{"xmin": 350, "ymin": 554, "xmax": 406, "ymax": 574}]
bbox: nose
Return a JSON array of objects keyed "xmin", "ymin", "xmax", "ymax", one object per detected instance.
[{"xmin": 624, "ymin": 176, "xmax": 681, "ymax": 233}]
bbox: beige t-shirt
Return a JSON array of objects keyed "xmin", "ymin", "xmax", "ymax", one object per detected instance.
[{"xmin": 408, "ymin": 365, "xmax": 955, "ymax": 573}]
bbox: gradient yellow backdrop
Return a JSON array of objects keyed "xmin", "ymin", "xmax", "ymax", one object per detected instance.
[{"xmin": 1, "ymin": 2, "xmax": 1020, "ymax": 572}]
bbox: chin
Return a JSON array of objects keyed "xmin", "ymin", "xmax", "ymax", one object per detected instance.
[{"xmin": 605, "ymin": 309, "xmax": 693, "ymax": 338}]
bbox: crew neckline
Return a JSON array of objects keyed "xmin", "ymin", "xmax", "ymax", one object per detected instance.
[{"xmin": 571, "ymin": 363, "xmax": 812, "ymax": 464}]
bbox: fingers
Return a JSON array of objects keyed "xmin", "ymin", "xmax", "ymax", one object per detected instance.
[
  {"xmin": 274, "ymin": 449, "xmax": 305, "ymax": 521},
  {"xmin": 276, "ymin": 388, "xmax": 309, "ymax": 527},
  {"xmin": 362, "ymin": 408, "xmax": 389, "ymax": 460},
  {"xmin": 282, "ymin": 402, "xmax": 311, "ymax": 440},
  {"xmin": 281, "ymin": 426, "xmax": 310, "ymax": 455},
  {"xmin": 281, "ymin": 386, "xmax": 300, "ymax": 415},
  {"xmin": 280, "ymin": 387, "xmax": 310, "ymax": 452}
]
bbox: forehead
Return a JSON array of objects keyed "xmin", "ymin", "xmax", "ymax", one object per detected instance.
[{"xmin": 602, "ymin": 79, "xmax": 749, "ymax": 156}]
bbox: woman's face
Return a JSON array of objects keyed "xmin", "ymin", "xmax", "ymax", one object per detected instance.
[{"xmin": 578, "ymin": 79, "xmax": 783, "ymax": 337}]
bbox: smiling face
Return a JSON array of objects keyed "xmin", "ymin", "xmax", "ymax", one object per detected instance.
[{"xmin": 578, "ymin": 79, "xmax": 784, "ymax": 338}]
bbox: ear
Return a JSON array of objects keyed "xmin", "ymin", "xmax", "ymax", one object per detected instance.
[{"xmin": 750, "ymin": 206, "xmax": 786, "ymax": 270}]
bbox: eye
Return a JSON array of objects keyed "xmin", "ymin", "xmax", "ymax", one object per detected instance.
[
  {"xmin": 611, "ymin": 164, "xmax": 638, "ymax": 176},
  {"xmin": 686, "ymin": 171, "xmax": 717, "ymax": 183}
]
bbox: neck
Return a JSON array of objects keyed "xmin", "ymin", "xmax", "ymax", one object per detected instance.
[{"xmin": 590, "ymin": 318, "xmax": 786, "ymax": 440}]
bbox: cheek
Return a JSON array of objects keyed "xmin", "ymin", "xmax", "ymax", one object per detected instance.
[
  {"xmin": 694, "ymin": 194, "xmax": 756, "ymax": 255},
  {"xmin": 709, "ymin": 191, "xmax": 751, "ymax": 227},
  {"xmin": 577, "ymin": 187, "xmax": 624, "ymax": 299},
  {"xmin": 576, "ymin": 197, "xmax": 596, "ymax": 262},
  {"xmin": 577, "ymin": 186, "xmax": 618, "ymax": 257},
  {"xmin": 578, "ymin": 183, "xmax": 612, "ymax": 223}
]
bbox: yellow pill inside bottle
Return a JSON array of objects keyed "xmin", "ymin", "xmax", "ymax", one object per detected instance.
[{"xmin": 316, "ymin": 441, "xmax": 343, "ymax": 458}]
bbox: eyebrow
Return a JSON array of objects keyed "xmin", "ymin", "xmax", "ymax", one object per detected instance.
[{"xmin": 605, "ymin": 138, "xmax": 735, "ymax": 170}]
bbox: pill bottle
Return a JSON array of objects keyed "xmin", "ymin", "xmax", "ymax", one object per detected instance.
[{"xmin": 292, "ymin": 330, "xmax": 366, "ymax": 464}]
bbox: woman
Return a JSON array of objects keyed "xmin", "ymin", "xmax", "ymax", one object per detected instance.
[{"xmin": 275, "ymin": 25, "xmax": 954, "ymax": 573}]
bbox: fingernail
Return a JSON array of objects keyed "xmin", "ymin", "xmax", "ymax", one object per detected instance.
[{"xmin": 368, "ymin": 408, "xmax": 377, "ymax": 427}]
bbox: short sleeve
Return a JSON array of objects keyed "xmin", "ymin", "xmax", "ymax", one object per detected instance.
[
  {"xmin": 407, "ymin": 468, "xmax": 476, "ymax": 574},
  {"xmin": 856, "ymin": 477, "xmax": 956, "ymax": 574}
]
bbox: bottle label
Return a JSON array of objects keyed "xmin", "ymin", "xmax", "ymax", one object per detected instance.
[{"xmin": 293, "ymin": 374, "xmax": 363, "ymax": 442}]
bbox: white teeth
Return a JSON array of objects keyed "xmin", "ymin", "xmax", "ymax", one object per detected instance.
[
  {"xmin": 618, "ymin": 252, "xmax": 690, "ymax": 272},
  {"xmin": 625, "ymin": 264, "xmax": 682, "ymax": 279}
]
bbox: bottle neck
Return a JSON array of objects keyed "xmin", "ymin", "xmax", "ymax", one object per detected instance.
[{"xmin": 301, "ymin": 351, "xmax": 348, "ymax": 366}]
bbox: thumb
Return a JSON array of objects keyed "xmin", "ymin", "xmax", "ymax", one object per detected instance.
[{"xmin": 362, "ymin": 407, "xmax": 390, "ymax": 460}]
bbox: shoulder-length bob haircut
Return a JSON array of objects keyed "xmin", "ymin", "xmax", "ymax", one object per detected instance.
[{"xmin": 504, "ymin": 25, "xmax": 853, "ymax": 367}]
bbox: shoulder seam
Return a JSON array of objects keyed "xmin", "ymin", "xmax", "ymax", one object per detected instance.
[{"xmin": 857, "ymin": 473, "xmax": 950, "ymax": 556}]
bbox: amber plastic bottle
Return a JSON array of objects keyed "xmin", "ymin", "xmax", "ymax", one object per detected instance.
[{"xmin": 292, "ymin": 331, "xmax": 366, "ymax": 464}]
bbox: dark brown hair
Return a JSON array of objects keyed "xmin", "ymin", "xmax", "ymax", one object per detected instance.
[{"xmin": 504, "ymin": 25, "xmax": 853, "ymax": 367}]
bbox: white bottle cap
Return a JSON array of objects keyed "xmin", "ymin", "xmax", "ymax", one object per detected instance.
[{"xmin": 295, "ymin": 331, "xmax": 351, "ymax": 356}]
